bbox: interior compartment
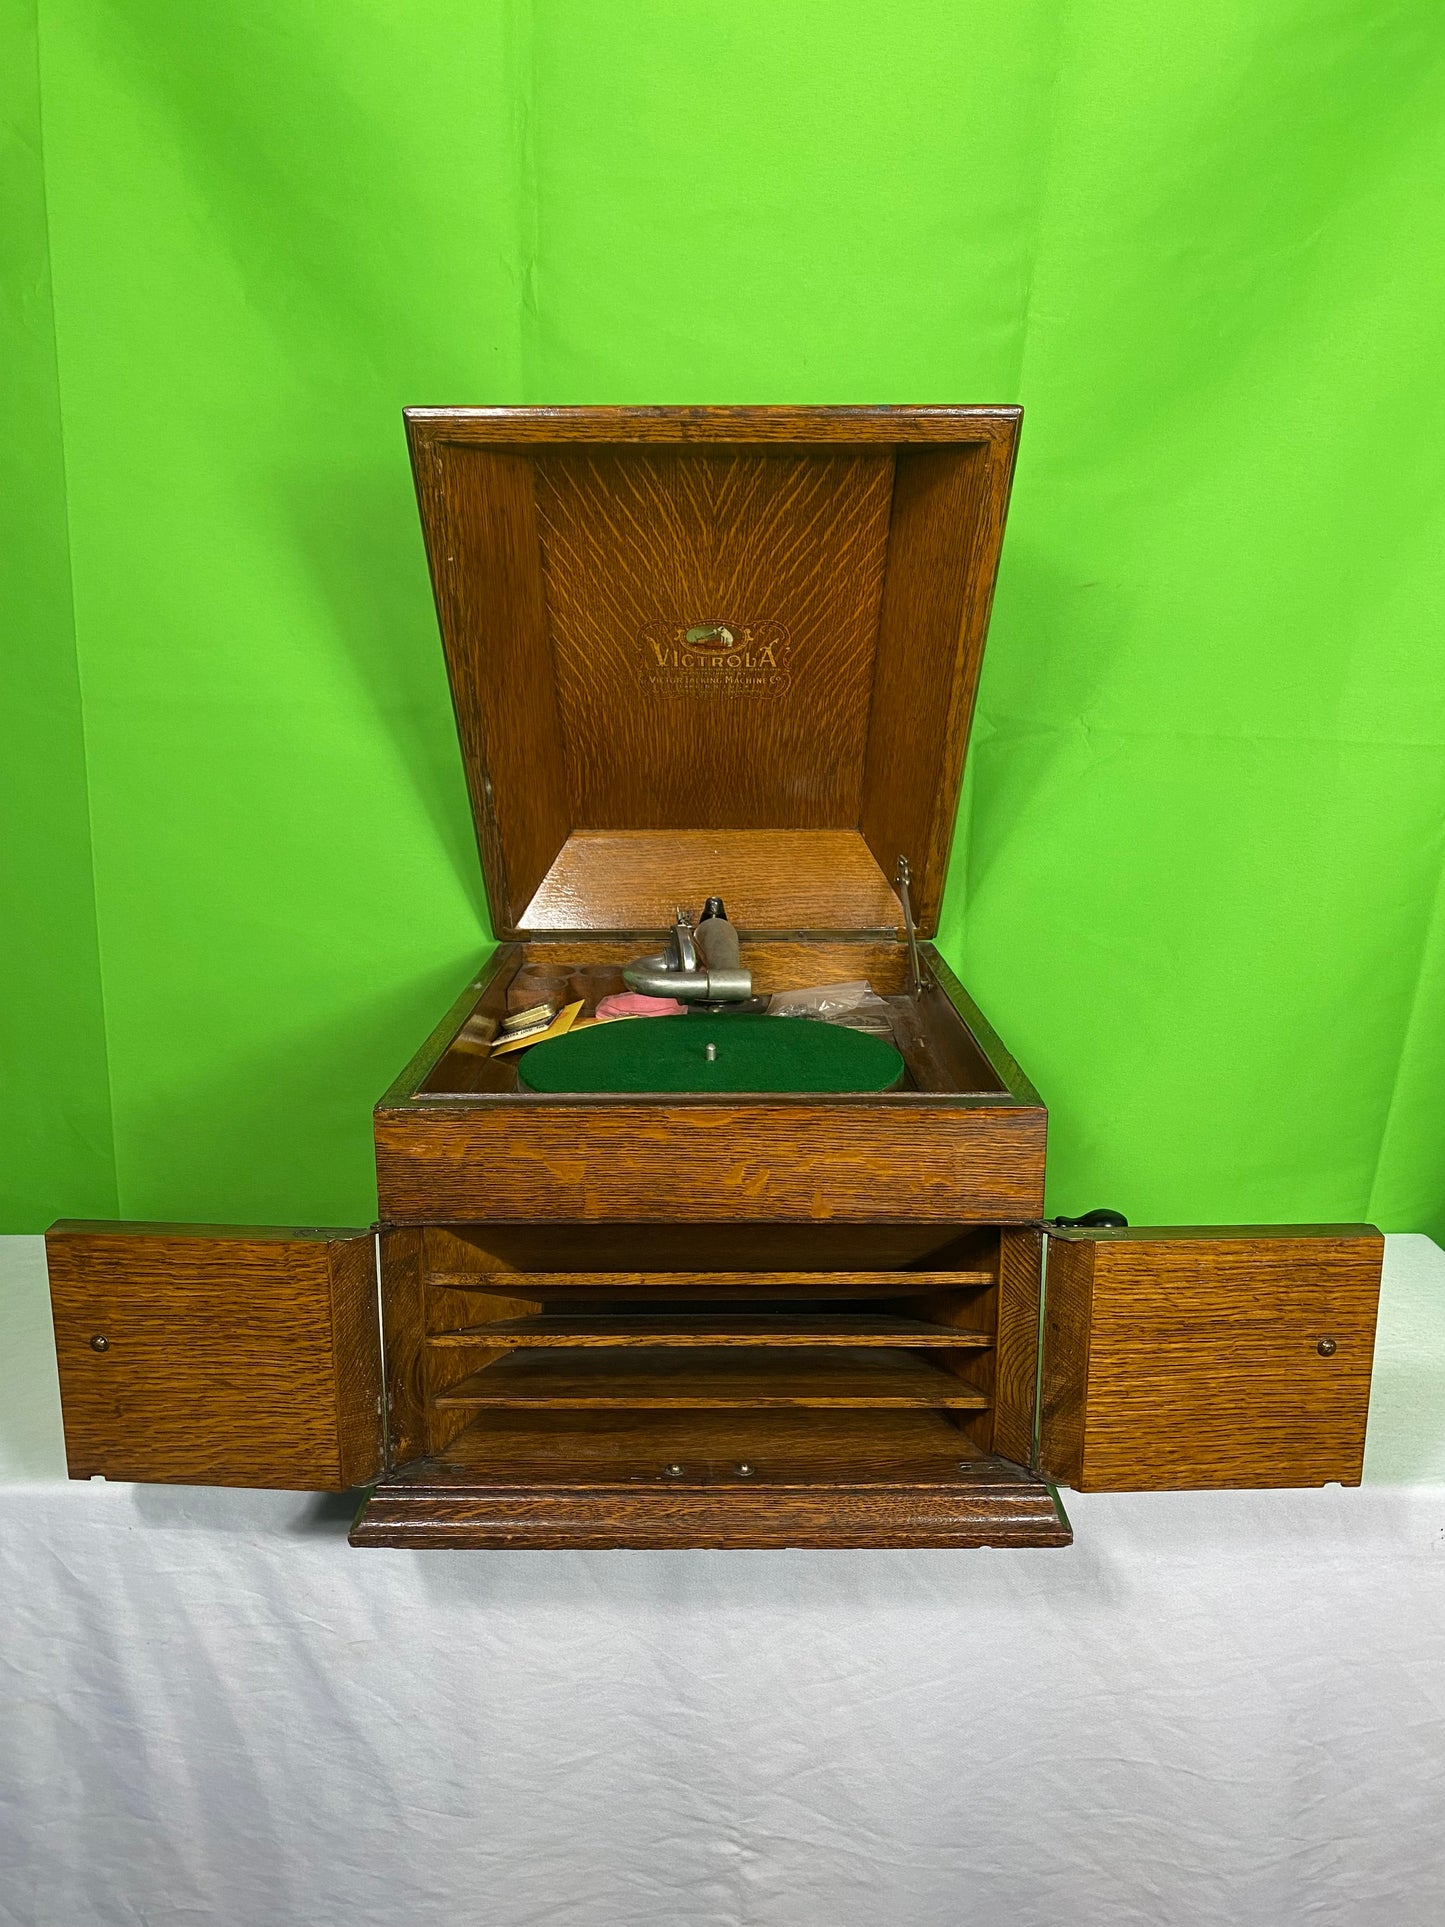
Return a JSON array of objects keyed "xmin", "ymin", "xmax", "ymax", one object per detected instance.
[
  {"xmin": 397, "ymin": 1221, "xmax": 1004, "ymax": 1462},
  {"xmin": 412, "ymin": 941, "xmax": 1011, "ymax": 1099},
  {"xmin": 360, "ymin": 1213, "xmax": 1060, "ymax": 1547},
  {"xmin": 422, "ymin": 1218, "xmax": 1002, "ymax": 1277}
]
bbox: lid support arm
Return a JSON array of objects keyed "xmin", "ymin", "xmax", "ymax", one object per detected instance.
[{"xmin": 893, "ymin": 856, "xmax": 925, "ymax": 998}]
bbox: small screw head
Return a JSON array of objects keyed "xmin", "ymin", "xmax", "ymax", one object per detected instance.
[
  {"xmin": 734, "ymin": 1462, "xmax": 755, "ymax": 1477},
  {"xmin": 89, "ymin": 1335, "xmax": 109, "ymax": 1353},
  {"xmin": 1317, "ymin": 1336, "xmax": 1337, "ymax": 1357},
  {"xmin": 663, "ymin": 1463, "xmax": 684, "ymax": 1478}
]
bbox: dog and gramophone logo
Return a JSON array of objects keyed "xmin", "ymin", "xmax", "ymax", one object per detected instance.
[{"xmin": 636, "ymin": 618, "xmax": 792, "ymax": 698}]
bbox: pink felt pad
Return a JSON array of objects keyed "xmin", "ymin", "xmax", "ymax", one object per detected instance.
[{"xmin": 595, "ymin": 992, "xmax": 688, "ymax": 1021}]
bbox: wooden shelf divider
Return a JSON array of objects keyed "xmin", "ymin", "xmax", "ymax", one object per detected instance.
[
  {"xmin": 427, "ymin": 1314, "xmax": 993, "ymax": 1349},
  {"xmin": 432, "ymin": 1346, "xmax": 991, "ymax": 1411}
]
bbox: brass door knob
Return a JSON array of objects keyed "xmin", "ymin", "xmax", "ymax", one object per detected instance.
[{"xmin": 1317, "ymin": 1336, "xmax": 1337, "ymax": 1357}]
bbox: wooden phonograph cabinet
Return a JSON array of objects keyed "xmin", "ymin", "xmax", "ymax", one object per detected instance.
[{"xmin": 45, "ymin": 407, "xmax": 1384, "ymax": 1549}]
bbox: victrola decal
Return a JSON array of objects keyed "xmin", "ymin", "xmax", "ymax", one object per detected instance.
[{"xmin": 636, "ymin": 619, "xmax": 792, "ymax": 698}]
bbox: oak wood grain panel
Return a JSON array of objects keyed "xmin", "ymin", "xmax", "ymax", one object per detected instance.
[
  {"xmin": 993, "ymin": 1228, "xmax": 1042, "ymax": 1467},
  {"xmin": 534, "ymin": 447, "xmax": 892, "ymax": 831},
  {"xmin": 403, "ymin": 405, "xmax": 1022, "ymax": 940},
  {"xmin": 351, "ymin": 1485, "xmax": 1071, "ymax": 1549},
  {"xmin": 374, "ymin": 1102, "xmax": 1047, "ymax": 1223},
  {"xmin": 327, "ymin": 1233, "xmax": 386, "ymax": 1487},
  {"xmin": 378, "ymin": 1225, "xmax": 427, "ymax": 1469},
  {"xmin": 432, "ymin": 1346, "xmax": 990, "ymax": 1409},
  {"xmin": 1037, "ymin": 1235, "xmax": 1093, "ymax": 1486},
  {"xmin": 426, "ymin": 1314, "xmax": 991, "ymax": 1348},
  {"xmin": 1043, "ymin": 1228, "xmax": 1384, "ymax": 1491},
  {"xmin": 860, "ymin": 428, "xmax": 1019, "ymax": 936},
  {"xmin": 46, "ymin": 1224, "xmax": 380, "ymax": 1489},
  {"xmin": 518, "ymin": 830, "xmax": 903, "ymax": 934},
  {"xmin": 408, "ymin": 439, "xmax": 570, "ymax": 930},
  {"xmin": 407, "ymin": 405, "xmax": 1022, "ymax": 447}
]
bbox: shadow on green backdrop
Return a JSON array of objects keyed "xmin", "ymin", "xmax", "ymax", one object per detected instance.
[{"xmin": 4, "ymin": 0, "xmax": 1443, "ymax": 1233}]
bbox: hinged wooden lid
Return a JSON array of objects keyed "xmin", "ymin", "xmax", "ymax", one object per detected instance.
[{"xmin": 406, "ymin": 405, "xmax": 1020, "ymax": 940}]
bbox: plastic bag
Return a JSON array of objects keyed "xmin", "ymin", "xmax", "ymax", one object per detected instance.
[{"xmin": 766, "ymin": 982, "xmax": 896, "ymax": 1037}]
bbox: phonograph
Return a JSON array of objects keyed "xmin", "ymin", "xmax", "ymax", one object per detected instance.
[{"xmin": 43, "ymin": 407, "xmax": 1384, "ymax": 1549}]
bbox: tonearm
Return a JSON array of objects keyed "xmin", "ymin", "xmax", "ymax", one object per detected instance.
[{"xmin": 623, "ymin": 898, "xmax": 753, "ymax": 1004}]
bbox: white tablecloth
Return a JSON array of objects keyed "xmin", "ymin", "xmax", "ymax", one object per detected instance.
[{"xmin": 2, "ymin": 1234, "xmax": 1443, "ymax": 1927}]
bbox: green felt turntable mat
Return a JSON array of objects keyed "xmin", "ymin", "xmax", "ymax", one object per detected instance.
[{"xmin": 516, "ymin": 1014, "xmax": 905, "ymax": 1095}]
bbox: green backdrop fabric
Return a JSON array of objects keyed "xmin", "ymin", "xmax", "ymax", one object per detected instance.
[
  {"xmin": 4, "ymin": 1, "xmax": 1444, "ymax": 1233},
  {"xmin": 1, "ymin": 0, "xmax": 117, "ymax": 1228}
]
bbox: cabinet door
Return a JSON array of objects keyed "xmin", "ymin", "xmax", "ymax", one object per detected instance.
[
  {"xmin": 46, "ymin": 1221, "xmax": 382, "ymax": 1490},
  {"xmin": 1039, "ymin": 1225, "xmax": 1383, "ymax": 1491}
]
